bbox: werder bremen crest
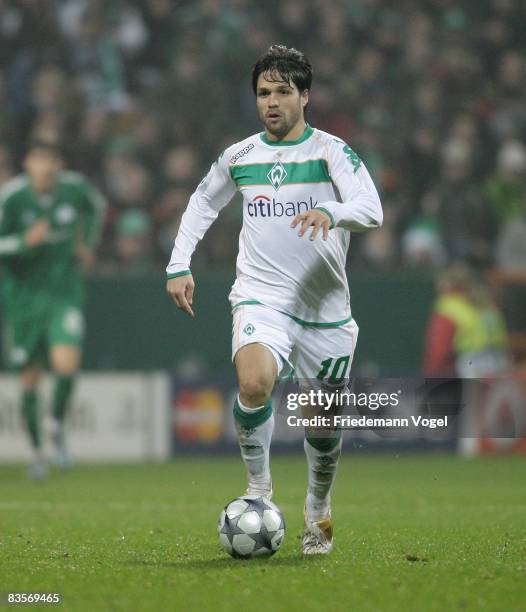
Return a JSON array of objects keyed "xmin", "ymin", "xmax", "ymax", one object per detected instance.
[
  {"xmin": 267, "ymin": 160, "xmax": 287, "ymax": 190},
  {"xmin": 243, "ymin": 323, "xmax": 255, "ymax": 336}
]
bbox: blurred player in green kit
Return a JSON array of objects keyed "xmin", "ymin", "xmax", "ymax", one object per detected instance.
[{"xmin": 0, "ymin": 136, "xmax": 106, "ymax": 478}]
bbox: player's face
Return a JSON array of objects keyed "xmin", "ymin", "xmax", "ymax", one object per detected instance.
[
  {"xmin": 256, "ymin": 72, "xmax": 309, "ymax": 140},
  {"xmin": 24, "ymin": 148, "xmax": 63, "ymax": 192}
]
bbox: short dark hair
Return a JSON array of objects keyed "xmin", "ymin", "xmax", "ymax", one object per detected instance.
[
  {"xmin": 252, "ymin": 45, "xmax": 312, "ymax": 94},
  {"xmin": 26, "ymin": 135, "xmax": 63, "ymax": 158}
]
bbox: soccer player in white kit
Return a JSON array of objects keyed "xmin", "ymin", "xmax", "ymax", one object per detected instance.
[{"xmin": 167, "ymin": 45, "xmax": 382, "ymax": 554}]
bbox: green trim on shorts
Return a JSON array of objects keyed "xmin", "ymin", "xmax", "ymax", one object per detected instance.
[
  {"xmin": 231, "ymin": 300, "xmax": 263, "ymax": 311},
  {"xmin": 167, "ymin": 270, "xmax": 192, "ymax": 279},
  {"xmin": 233, "ymin": 398, "xmax": 273, "ymax": 428},
  {"xmin": 231, "ymin": 300, "xmax": 352, "ymax": 328},
  {"xmin": 284, "ymin": 312, "xmax": 352, "ymax": 328}
]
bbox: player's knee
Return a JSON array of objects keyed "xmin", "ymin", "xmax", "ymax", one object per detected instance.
[
  {"xmin": 50, "ymin": 346, "xmax": 81, "ymax": 375},
  {"xmin": 52, "ymin": 360, "xmax": 78, "ymax": 377},
  {"xmin": 20, "ymin": 368, "xmax": 40, "ymax": 390},
  {"xmin": 238, "ymin": 376, "xmax": 272, "ymax": 407}
]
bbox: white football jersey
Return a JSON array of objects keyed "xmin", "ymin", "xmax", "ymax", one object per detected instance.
[{"xmin": 167, "ymin": 125, "xmax": 382, "ymax": 326}]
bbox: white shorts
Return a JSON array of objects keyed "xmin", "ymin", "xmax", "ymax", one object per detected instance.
[{"xmin": 232, "ymin": 303, "xmax": 359, "ymax": 382}]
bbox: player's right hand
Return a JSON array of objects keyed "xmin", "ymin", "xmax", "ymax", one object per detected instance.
[
  {"xmin": 24, "ymin": 219, "xmax": 50, "ymax": 247},
  {"xmin": 166, "ymin": 275, "xmax": 195, "ymax": 317}
]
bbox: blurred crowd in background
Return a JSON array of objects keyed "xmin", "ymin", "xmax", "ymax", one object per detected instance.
[{"xmin": 0, "ymin": 0, "xmax": 525, "ymax": 275}]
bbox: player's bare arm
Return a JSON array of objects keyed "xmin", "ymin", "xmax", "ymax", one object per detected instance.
[
  {"xmin": 291, "ymin": 209, "xmax": 332, "ymax": 241},
  {"xmin": 166, "ymin": 274, "xmax": 195, "ymax": 317}
]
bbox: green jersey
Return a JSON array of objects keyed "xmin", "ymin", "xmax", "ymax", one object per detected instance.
[{"xmin": 0, "ymin": 171, "xmax": 106, "ymax": 313}]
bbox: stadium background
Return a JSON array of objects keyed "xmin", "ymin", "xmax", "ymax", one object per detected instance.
[
  {"xmin": 1, "ymin": 3, "xmax": 525, "ymax": 611},
  {"xmin": 0, "ymin": 0, "xmax": 525, "ymax": 456}
]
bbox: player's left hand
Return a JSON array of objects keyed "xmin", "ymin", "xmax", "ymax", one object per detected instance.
[
  {"xmin": 291, "ymin": 209, "xmax": 331, "ymax": 241},
  {"xmin": 77, "ymin": 245, "xmax": 96, "ymax": 269}
]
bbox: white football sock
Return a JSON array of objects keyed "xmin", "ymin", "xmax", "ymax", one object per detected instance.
[
  {"xmin": 304, "ymin": 436, "xmax": 342, "ymax": 520},
  {"xmin": 234, "ymin": 395, "xmax": 274, "ymax": 493}
]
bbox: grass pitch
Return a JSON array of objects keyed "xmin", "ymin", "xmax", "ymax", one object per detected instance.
[{"xmin": 0, "ymin": 454, "xmax": 525, "ymax": 611}]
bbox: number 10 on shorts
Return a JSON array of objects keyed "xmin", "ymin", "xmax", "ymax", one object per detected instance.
[{"xmin": 316, "ymin": 355, "xmax": 350, "ymax": 384}]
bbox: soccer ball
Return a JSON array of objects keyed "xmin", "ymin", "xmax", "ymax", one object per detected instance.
[{"xmin": 218, "ymin": 495, "xmax": 285, "ymax": 558}]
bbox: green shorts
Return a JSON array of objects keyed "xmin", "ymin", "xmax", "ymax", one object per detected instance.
[{"xmin": 3, "ymin": 301, "xmax": 84, "ymax": 370}]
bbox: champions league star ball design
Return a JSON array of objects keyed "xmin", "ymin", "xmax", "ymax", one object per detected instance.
[{"xmin": 218, "ymin": 496, "xmax": 285, "ymax": 558}]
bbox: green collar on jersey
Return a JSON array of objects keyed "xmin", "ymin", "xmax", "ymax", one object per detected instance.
[{"xmin": 260, "ymin": 123, "xmax": 314, "ymax": 146}]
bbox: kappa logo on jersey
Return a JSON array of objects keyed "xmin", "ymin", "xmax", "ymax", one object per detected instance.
[
  {"xmin": 333, "ymin": 139, "xmax": 362, "ymax": 173},
  {"xmin": 343, "ymin": 145, "xmax": 362, "ymax": 172},
  {"xmin": 267, "ymin": 160, "xmax": 287, "ymax": 190},
  {"xmin": 230, "ymin": 143, "xmax": 255, "ymax": 165},
  {"xmin": 247, "ymin": 195, "xmax": 317, "ymax": 218}
]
